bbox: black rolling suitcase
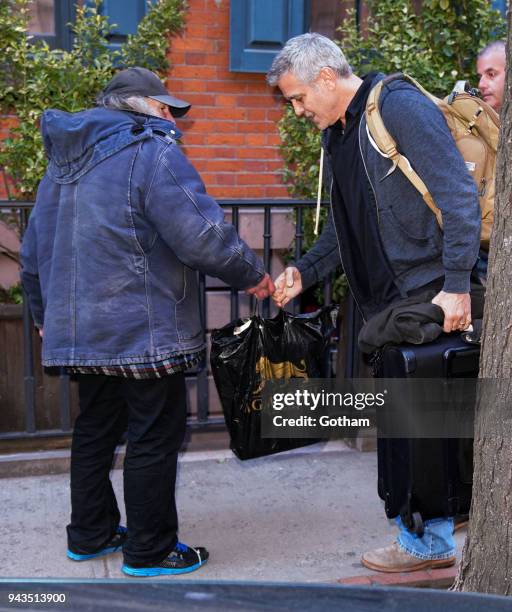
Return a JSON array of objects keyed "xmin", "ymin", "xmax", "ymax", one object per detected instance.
[{"xmin": 375, "ymin": 333, "xmax": 479, "ymax": 535}]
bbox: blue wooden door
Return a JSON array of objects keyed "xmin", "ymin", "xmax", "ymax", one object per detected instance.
[{"xmin": 230, "ymin": 0, "xmax": 310, "ymax": 72}]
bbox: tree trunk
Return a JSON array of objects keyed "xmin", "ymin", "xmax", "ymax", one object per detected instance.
[{"xmin": 453, "ymin": 10, "xmax": 512, "ymax": 595}]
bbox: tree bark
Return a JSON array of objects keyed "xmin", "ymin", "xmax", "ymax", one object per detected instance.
[{"xmin": 453, "ymin": 9, "xmax": 512, "ymax": 595}]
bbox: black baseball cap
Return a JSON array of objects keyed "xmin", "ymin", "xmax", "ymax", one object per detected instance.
[{"xmin": 103, "ymin": 67, "xmax": 191, "ymax": 117}]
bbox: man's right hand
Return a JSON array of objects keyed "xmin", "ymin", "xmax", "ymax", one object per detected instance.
[
  {"xmin": 431, "ymin": 290, "xmax": 472, "ymax": 333},
  {"xmin": 245, "ymin": 273, "xmax": 275, "ymax": 300},
  {"xmin": 272, "ymin": 266, "xmax": 303, "ymax": 308}
]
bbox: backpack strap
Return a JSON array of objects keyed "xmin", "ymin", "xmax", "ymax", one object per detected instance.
[{"xmin": 365, "ymin": 74, "xmax": 440, "ymax": 220}]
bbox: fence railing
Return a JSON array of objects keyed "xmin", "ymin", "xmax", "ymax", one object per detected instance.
[{"xmin": 0, "ymin": 199, "xmax": 338, "ymax": 441}]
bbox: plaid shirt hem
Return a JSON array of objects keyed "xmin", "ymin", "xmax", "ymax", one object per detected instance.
[{"xmin": 67, "ymin": 350, "xmax": 205, "ymax": 379}]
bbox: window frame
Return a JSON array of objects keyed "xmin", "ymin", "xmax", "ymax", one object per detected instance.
[
  {"xmin": 229, "ymin": 0, "xmax": 312, "ymax": 74},
  {"xmin": 28, "ymin": 0, "xmax": 76, "ymax": 51},
  {"xmin": 28, "ymin": 0, "xmax": 156, "ymax": 52}
]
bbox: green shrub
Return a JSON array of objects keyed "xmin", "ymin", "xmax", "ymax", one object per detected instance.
[
  {"xmin": 0, "ymin": 0, "xmax": 187, "ymax": 198},
  {"xmin": 0, "ymin": 282, "xmax": 23, "ymax": 304},
  {"xmin": 281, "ymin": 0, "xmax": 505, "ymax": 202},
  {"xmin": 339, "ymin": 0, "xmax": 506, "ymax": 96}
]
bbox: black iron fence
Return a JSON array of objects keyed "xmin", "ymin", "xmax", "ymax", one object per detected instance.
[{"xmin": 0, "ymin": 199, "xmax": 339, "ymax": 441}]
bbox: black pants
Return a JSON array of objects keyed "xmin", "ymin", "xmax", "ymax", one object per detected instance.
[{"xmin": 66, "ymin": 373, "xmax": 187, "ymax": 566}]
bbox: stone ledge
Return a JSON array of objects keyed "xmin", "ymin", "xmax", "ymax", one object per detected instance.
[
  {"xmin": 0, "ymin": 429, "xmax": 232, "ymax": 478},
  {"xmin": 0, "ymin": 438, "xmax": 357, "ymax": 479},
  {"xmin": 338, "ymin": 565, "xmax": 457, "ymax": 589}
]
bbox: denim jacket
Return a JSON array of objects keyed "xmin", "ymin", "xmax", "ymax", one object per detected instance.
[{"xmin": 21, "ymin": 108, "xmax": 264, "ymax": 366}]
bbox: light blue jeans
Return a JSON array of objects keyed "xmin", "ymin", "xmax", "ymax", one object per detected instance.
[{"xmin": 396, "ymin": 516, "xmax": 455, "ymax": 560}]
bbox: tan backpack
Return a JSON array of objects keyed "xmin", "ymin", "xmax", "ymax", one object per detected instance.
[{"xmin": 365, "ymin": 73, "xmax": 500, "ymax": 250}]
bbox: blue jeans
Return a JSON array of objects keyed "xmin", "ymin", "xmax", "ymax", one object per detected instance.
[{"xmin": 396, "ymin": 516, "xmax": 455, "ymax": 560}]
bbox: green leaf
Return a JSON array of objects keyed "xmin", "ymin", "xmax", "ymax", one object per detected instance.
[{"xmin": 0, "ymin": 0, "xmax": 187, "ymax": 199}]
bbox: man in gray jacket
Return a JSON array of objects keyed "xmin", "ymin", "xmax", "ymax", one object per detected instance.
[{"xmin": 267, "ymin": 34, "xmax": 481, "ymax": 572}]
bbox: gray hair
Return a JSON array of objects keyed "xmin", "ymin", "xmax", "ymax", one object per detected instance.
[
  {"xmin": 95, "ymin": 92, "xmax": 158, "ymax": 117},
  {"xmin": 267, "ymin": 33, "xmax": 351, "ymax": 86},
  {"xmin": 478, "ymin": 40, "xmax": 506, "ymax": 60}
]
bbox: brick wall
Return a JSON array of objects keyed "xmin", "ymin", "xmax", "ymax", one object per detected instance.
[
  {"xmin": 0, "ymin": 0, "xmax": 290, "ymax": 201},
  {"xmin": 167, "ymin": 0, "xmax": 289, "ymax": 199}
]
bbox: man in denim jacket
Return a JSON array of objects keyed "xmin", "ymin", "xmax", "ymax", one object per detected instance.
[
  {"xmin": 21, "ymin": 67, "xmax": 274, "ymax": 577},
  {"xmin": 267, "ymin": 34, "xmax": 481, "ymax": 573}
]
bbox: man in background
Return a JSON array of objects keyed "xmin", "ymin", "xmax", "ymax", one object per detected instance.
[
  {"xmin": 473, "ymin": 40, "xmax": 505, "ymax": 281},
  {"xmin": 477, "ymin": 40, "xmax": 506, "ymax": 113}
]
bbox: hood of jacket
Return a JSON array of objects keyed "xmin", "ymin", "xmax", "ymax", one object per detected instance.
[{"xmin": 41, "ymin": 107, "xmax": 181, "ymax": 184}]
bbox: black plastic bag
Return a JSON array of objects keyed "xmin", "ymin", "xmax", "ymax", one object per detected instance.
[{"xmin": 210, "ymin": 306, "xmax": 338, "ymax": 460}]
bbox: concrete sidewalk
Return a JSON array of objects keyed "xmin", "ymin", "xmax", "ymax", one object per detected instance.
[{"xmin": 0, "ymin": 441, "xmax": 466, "ymax": 585}]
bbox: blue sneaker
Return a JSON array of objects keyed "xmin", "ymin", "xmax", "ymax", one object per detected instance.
[
  {"xmin": 67, "ymin": 525, "xmax": 128, "ymax": 561},
  {"xmin": 122, "ymin": 542, "xmax": 209, "ymax": 577}
]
